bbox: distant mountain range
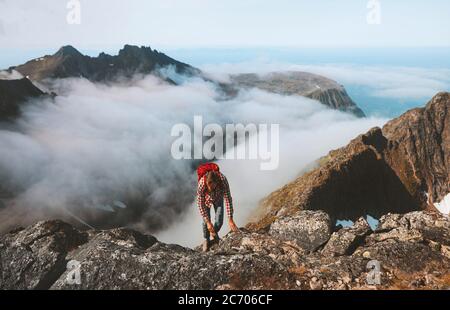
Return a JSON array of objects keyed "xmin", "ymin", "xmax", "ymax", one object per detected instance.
[
  {"xmin": 7, "ymin": 45, "xmax": 199, "ymax": 84},
  {"xmin": 1, "ymin": 45, "xmax": 365, "ymax": 117}
]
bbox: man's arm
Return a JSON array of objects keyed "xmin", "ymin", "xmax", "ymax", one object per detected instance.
[
  {"xmin": 221, "ymin": 175, "xmax": 234, "ymax": 219},
  {"xmin": 220, "ymin": 174, "xmax": 239, "ymax": 232}
]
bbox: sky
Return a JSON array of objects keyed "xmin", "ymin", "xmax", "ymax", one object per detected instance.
[{"xmin": 0, "ymin": 0, "xmax": 450, "ymax": 51}]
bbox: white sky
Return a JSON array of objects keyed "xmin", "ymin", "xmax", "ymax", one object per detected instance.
[{"xmin": 0, "ymin": 0, "xmax": 449, "ymax": 49}]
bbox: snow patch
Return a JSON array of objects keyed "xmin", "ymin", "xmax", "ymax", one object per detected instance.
[{"xmin": 435, "ymin": 193, "xmax": 450, "ymax": 215}]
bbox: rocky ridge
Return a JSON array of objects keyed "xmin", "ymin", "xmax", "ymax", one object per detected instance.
[
  {"xmin": 252, "ymin": 92, "xmax": 449, "ymax": 228},
  {"xmin": 0, "ymin": 210, "xmax": 448, "ymax": 290}
]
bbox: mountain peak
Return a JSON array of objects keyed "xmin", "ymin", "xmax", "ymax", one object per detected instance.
[
  {"xmin": 118, "ymin": 44, "xmax": 153, "ymax": 57},
  {"xmin": 55, "ymin": 45, "xmax": 83, "ymax": 57}
]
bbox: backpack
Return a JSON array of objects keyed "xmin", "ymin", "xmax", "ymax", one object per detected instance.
[{"xmin": 197, "ymin": 163, "xmax": 220, "ymax": 181}]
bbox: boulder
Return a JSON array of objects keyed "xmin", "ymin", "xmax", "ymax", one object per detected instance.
[
  {"xmin": 269, "ymin": 210, "xmax": 332, "ymax": 252},
  {"xmin": 0, "ymin": 220, "xmax": 87, "ymax": 289},
  {"xmin": 322, "ymin": 217, "xmax": 371, "ymax": 257}
]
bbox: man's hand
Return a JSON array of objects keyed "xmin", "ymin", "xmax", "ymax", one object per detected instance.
[
  {"xmin": 228, "ymin": 218, "xmax": 239, "ymax": 233},
  {"xmin": 206, "ymin": 220, "xmax": 217, "ymax": 239}
]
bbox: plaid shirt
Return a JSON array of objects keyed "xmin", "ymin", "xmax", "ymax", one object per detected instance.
[{"xmin": 197, "ymin": 172, "xmax": 234, "ymax": 220}]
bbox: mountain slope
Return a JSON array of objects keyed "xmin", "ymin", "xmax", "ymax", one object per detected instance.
[
  {"xmin": 9, "ymin": 45, "xmax": 200, "ymax": 83},
  {"xmin": 0, "ymin": 78, "xmax": 47, "ymax": 121},
  {"xmin": 382, "ymin": 92, "xmax": 450, "ymax": 206}
]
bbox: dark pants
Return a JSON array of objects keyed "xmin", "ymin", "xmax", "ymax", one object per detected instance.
[{"xmin": 202, "ymin": 201, "xmax": 224, "ymax": 240}]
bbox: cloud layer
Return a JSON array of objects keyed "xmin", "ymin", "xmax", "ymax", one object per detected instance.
[{"xmin": 0, "ymin": 71, "xmax": 387, "ymax": 246}]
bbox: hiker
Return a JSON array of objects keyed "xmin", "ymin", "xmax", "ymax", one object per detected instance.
[{"xmin": 197, "ymin": 163, "xmax": 239, "ymax": 252}]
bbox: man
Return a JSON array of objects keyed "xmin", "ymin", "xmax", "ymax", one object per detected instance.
[{"xmin": 197, "ymin": 163, "xmax": 239, "ymax": 252}]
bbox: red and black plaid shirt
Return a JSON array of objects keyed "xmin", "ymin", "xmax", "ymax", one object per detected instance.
[{"xmin": 197, "ymin": 172, "xmax": 234, "ymax": 220}]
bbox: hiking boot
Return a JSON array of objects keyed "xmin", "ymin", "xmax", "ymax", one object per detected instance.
[{"xmin": 202, "ymin": 240, "xmax": 210, "ymax": 252}]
